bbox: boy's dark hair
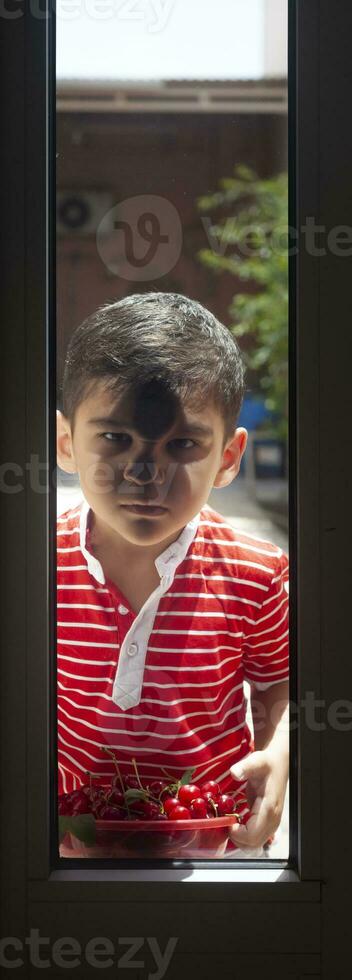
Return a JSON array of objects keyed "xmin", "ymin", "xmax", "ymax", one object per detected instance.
[{"xmin": 61, "ymin": 292, "xmax": 245, "ymax": 445}]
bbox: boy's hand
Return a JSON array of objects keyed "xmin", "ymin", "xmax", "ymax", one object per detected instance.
[{"xmin": 229, "ymin": 746, "xmax": 289, "ymax": 849}]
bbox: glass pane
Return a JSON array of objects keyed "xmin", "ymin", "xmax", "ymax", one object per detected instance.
[{"xmin": 56, "ymin": 0, "xmax": 289, "ymax": 862}]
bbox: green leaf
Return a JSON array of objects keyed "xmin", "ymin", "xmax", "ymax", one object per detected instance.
[
  {"xmin": 59, "ymin": 813, "xmax": 96, "ymax": 847},
  {"xmin": 165, "ymin": 783, "xmax": 179, "ymax": 796},
  {"xmin": 124, "ymin": 788, "xmax": 148, "ymax": 802},
  {"xmin": 234, "ymin": 163, "xmax": 257, "ymax": 181},
  {"xmin": 180, "ymin": 767, "xmax": 196, "ymax": 786}
]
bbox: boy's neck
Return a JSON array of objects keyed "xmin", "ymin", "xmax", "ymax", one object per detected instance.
[{"xmin": 88, "ymin": 510, "xmax": 186, "ymax": 567}]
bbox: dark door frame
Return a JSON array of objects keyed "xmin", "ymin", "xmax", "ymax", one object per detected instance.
[{"xmin": 1, "ymin": 2, "xmax": 351, "ymax": 977}]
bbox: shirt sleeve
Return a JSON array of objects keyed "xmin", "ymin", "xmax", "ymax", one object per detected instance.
[{"xmin": 242, "ymin": 549, "xmax": 289, "ymax": 690}]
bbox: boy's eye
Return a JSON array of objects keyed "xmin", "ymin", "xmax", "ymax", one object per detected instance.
[
  {"xmin": 169, "ymin": 438, "xmax": 197, "ymax": 450},
  {"xmin": 100, "ymin": 432, "xmax": 131, "ymax": 444},
  {"xmin": 99, "ymin": 434, "xmax": 197, "ymax": 450}
]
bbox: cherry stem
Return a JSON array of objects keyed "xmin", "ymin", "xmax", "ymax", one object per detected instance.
[
  {"xmin": 85, "ymin": 770, "xmax": 93, "ymax": 803},
  {"xmin": 161, "ymin": 767, "xmax": 177, "ymax": 781},
  {"xmin": 87, "ymin": 770, "xmax": 111, "ymax": 809},
  {"xmin": 101, "ymin": 746, "xmax": 131, "ymax": 815},
  {"xmin": 85, "ymin": 769, "xmax": 104, "ymax": 803},
  {"xmin": 131, "ymin": 757, "xmax": 144, "ymax": 792},
  {"xmin": 101, "ymin": 747, "xmax": 124, "ymax": 794},
  {"xmin": 147, "ymin": 791, "xmax": 160, "ymax": 805}
]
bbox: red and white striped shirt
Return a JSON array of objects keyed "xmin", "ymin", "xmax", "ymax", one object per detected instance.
[{"xmin": 57, "ymin": 497, "xmax": 289, "ymax": 828}]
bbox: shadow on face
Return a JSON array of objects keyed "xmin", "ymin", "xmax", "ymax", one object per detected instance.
[{"xmin": 120, "ymin": 378, "xmax": 181, "ymax": 442}]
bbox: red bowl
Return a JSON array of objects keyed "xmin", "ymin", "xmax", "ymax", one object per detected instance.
[{"xmin": 59, "ymin": 814, "xmax": 239, "ymax": 859}]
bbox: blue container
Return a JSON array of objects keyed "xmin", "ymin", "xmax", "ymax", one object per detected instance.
[
  {"xmin": 237, "ymin": 395, "xmax": 273, "ymax": 433},
  {"xmin": 237, "ymin": 396, "xmax": 277, "ymax": 477},
  {"xmin": 253, "ymin": 438, "xmax": 286, "ymax": 479}
]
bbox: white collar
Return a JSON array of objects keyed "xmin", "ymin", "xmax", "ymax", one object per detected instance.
[{"xmin": 79, "ymin": 497, "xmax": 201, "ymax": 586}]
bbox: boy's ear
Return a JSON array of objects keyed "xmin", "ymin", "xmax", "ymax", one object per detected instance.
[
  {"xmin": 56, "ymin": 410, "xmax": 78, "ymax": 474},
  {"xmin": 213, "ymin": 427, "xmax": 248, "ymax": 489}
]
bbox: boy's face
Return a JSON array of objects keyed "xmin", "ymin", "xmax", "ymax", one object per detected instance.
[{"xmin": 57, "ymin": 381, "xmax": 247, "ymax": 551}]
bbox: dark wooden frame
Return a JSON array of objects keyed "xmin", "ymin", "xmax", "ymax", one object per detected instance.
[{"xmin": 2, "ymin": 0, "xmax": 352, "ymax": 975}]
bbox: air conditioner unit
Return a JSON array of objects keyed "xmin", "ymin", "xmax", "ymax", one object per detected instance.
[{"xmin": 57, "ymin": 190, "xmax": 114, "ymax": 236}]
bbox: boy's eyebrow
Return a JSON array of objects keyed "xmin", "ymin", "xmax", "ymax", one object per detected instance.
[{"xmin": 87, "ymin": 416, "xmax": 213, "ymax": 437}]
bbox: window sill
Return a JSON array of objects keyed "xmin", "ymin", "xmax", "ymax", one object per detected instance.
[
  {"xmin": 52, "ymin": 865, "xmax": 293, "ymax": 883},
  {"xmin": 29, "ymin": 866, "xmax": 321, "ymax": 903}
]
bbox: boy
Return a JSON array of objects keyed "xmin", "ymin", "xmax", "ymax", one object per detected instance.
[{"xmin": 57, "ymin": 291, "xmax": 289, "ymax": 854}]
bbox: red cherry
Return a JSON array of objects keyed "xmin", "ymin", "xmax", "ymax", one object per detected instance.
[
  {"xmin": 202, "ymin": 790, "xmax": 217, "ymax": 803},
  {"xmin": 92, "ymin": 798, "xmax": 107, "ymax": 818},
  {"xmin": 99, "ymin": 804, "xmax": 126, "ymax": 820},
  {"xmin": 65, "ymin": 789, "xmax": 87, "ymax": 807},
  {"xmin": 130, "ymin": 800, "xmax": 161, "ymax": 820},
  {"xmin": 58, "ymin": 796, "xmax": 72, "ymax": 815},
  {"xmin": 167, "ymin": 805, "xmax": 192, "ymax": 821},
  {"xmin": 155, "ymin": 813, "xmax": 168, "ymax": 821},
  {"xmin": 217, "ymin": 794, "xmax": 236, "ymax": 816},
  {"xmin": 69, "ymin": 789, "xmax": 92, "ymax": 806},
  {"xmin": 148, "ymin": 780, "xmax": 167, "ymax": 797},
  {"xmin": 190, "ymin": 797, "xmax": 207, "ymax": 819},
  {"xmin": 106, "ymin": 788, "xmax": 125, "ymax": 808},
  {"xmin": 159, "ymin": 788, "xmax": 173, "ymax": 801},
  {"xmin": 128, "ymin": 799, "xmax": 147, "ymax": 817},
  {"xmin": 142, "ymin": 801, "xmax": 161, "ymax": 820},
  {"xmin": 124, "ymin": 775, "xmax": 140, "ymax": 790},
  {"xmin": 71, "ymin": 795, "xmax": 92, "ymax": 816},
  {"xmin": 200, "ymin": 780, "xmax": 221, "ymax": 800},
  {"xmin": 160, "ymin": 783, "xmax": 175, "ymax": 802},
  {"xmin": 163, "ymin": 797, "xmax": 179, "ymax": 815},
  {"xmin": 88, "ymin": 787, "xmax": 104, "ymax": 802},
  {"xmin": 177, "ymin": 783, "xmax": 202, "ymax": 808},
  {"xmin": 131, "ymin": 800, "xmax": 160, "ymax": 820}
]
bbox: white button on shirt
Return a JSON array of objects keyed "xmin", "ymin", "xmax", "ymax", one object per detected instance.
[
  {"xmin": 79, "ymin": 499, "xmax": 201, "ymax": 711},
  {"xmin": 127, "ymin": 643, "xmax": 138, "ymax": 657}
]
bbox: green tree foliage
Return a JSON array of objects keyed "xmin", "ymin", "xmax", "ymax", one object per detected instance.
[{"xmin": 196, "ymin": 164, "xmax": 288, "ymax": 441}]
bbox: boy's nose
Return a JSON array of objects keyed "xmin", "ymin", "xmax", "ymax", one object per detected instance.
[{"xmin": 122, "ymin": 459, "xmax": 164, "ymax": 485}]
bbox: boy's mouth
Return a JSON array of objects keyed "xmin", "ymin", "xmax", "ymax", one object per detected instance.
[{"xmin": 119, "ymin": 503, "xmax": 168, "ymax": 517}]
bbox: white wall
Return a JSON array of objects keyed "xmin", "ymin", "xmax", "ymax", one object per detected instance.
[
  {"xmin": 263, "ymin": 0, "xmax": 287, "ymax": 77},
  {"xmin": 56, "ymin": 0, "xmax": 267, "ymax": 80}
]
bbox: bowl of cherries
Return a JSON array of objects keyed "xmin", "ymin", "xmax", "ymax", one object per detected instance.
[{"xmin": 59, "ymin": 750, "xmax": 242, "ymax": 859}]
